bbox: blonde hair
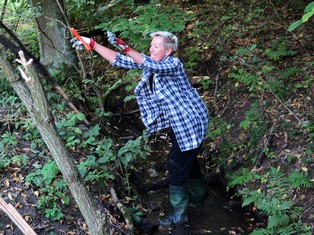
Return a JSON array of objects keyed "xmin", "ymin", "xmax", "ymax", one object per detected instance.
[{"xmin": 150, "ymin": 31, "xmax": 178, "ymax": 52}]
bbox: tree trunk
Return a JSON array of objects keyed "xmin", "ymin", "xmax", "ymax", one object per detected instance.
[
  {"xmin": 30, "ymin": 0, "xmax": 77, "ymax": 72},
  {"xmin": 0, "ymin": 51, "xmax": 110, "ymax": 235}
]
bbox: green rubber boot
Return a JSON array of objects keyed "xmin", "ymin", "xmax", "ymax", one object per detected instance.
[
  {"xmin": 158, "ymin": 185, "xmax": 190, "ymax": 226},
  {"xmin": 188, "ymin": 176, "xmax": 206, "ymax": 207}
]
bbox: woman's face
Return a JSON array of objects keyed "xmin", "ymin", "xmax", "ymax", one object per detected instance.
[{"xmin": 149, "ymin": 36, "xmax": 171, "ymax": 61}]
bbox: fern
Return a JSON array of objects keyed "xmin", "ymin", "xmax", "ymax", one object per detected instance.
[
  {"xmin": 228, "ymin": 168, "xmax": 255, "ymax": 187},
  {"xmin": 265, "ymin": 39, "xmax": 297, "ymax": 61},
  {"xmin": 267, "ymin": 167, "xmax": 290, "ymax": 199},
  {"xmin": 288, "ymin": 171, "xmax": 313, "ymax": 188},
  {"xmin": 229, "ymin": 69, "xmax": 262, "ymax": 92},
  {"xmin": 281, "ymin": 67, "xmax": 304, "ymax": 79},
  {"xmin": 236, "ymin": 167, "xmax": 311, "ymax": 235},
  {"xmin": 250, "ymin": 228, "xmax": 272, "ymax": 235}
]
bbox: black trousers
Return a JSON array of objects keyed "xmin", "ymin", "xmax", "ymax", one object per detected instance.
[{"xmin": 167, "ymin": 129, "xmax": 203, "ymax": 186}]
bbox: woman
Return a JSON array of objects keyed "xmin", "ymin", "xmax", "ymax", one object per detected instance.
[{"xmin": 71, "ymin": 31, "xmax": 209, "ymax": 226}]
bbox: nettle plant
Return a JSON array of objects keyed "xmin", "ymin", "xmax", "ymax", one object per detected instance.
[
  {"xmin": 24, "ymin": 114, "xmax": 152, "ymax": 220},
  {"xmin": 117, "ymin": 133, "xmax": 151, "ymax": 196},
  {"xmin": 55, "ymin": 112, "xmax": 151, "ymax": 185},
  {"xmin": 228, "ymin": 167, "xmax": 312, "ymax": 235},
  {"xmin": 25, "ymin": 160, "xmax": 68, "ymax": 221}
]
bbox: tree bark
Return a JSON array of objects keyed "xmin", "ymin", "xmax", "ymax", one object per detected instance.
[
  {"xmin": 0, "ymin": 51, "xmax": 110, "ymax": 235},
  {"xmin": 30, "ymin": 0, "xmax": 77, "ymax": 72}
]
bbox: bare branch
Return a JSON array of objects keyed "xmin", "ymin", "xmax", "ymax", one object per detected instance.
[{"xmin": 0, "ymin": 197, "xmax": 37, "ymax": 235}]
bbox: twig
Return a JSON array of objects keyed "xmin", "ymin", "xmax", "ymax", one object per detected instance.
[
  {"xmin": 112, "ymin": 109, "xmax": 140, "ymax": 116},
  {"xmin": 301, "ymin": 199, "xmax": 314, "ymax": 218},
  {"xmin": 0, "ymin": 0, "xmax": 8, "ymax": 21},
  {"xmin": 15, "ymin": 50, "xmax": 91, "ymax": 126},
  {"xmin": 0, "ymin": 197, "xmax": 37, "ymax": 235},
  {"xmin": 91, "ymin": 84, "xmax": 105, "ymax": 113},
  {"xmin": 268, "ymin": 0, "xmax": 279, "ymax": 17},
  {"xmin": 255, "ymin": 71, "xmax": 301, "ymax": 123},
  {"xmin": 269, "ymin": 21, "xmax": 310, "ymax": 55},
  {"xmin": 213, "ymin": 74, "xmax": 219, "ymax": 110},
  {"xmin": 256, "ymin": 125, "xmax": 275, "ymax": 166},
  {"xmin": 232, "ymin": 53, "xmax": 302, "ymax": 123},
  {"xmin": 110, "ymin": 188, "xmax": 134, "ymax": 231},
  {"xmin": 55, "ymin": 84, "xmax": 91, "ymax": 126}
]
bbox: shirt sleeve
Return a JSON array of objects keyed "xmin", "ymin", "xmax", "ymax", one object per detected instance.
[
  {"xmin": 110, "ymin": 52, "xmax": 143, "ymax": 69},
  {"xmin": 141, "ymin": 54, "xmax": 180, "ymax": 75}
]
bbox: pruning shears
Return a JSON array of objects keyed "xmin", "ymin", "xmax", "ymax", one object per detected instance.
[{"xmin": 70, "ymin": 27, "xmax": 92, "ymax": 51}]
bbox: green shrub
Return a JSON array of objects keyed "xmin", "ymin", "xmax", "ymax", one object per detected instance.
[
  {"xmin": 25, "ymin": 160, "xmax": 69, "ymax": 221},
  {"xmin": 231, "ymin": 167, "xmax": 311, "ymax": 235}
]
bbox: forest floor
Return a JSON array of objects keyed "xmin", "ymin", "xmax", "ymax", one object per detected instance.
[
  {"xmin": 1, "ymin": 0, "xmax": 313, "ymax": 235},
  {"xmin": 0, "ymin": 88, "xmax": 313, "ymax": 235},
  {"xmin": 0, "ymin": 112, "xmax": 259, "ymax": 235},
  {"xmin": 0, "ymin": 104, "xmax": 313, "ymax": 234}
]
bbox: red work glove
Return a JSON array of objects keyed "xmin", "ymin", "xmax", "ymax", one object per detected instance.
[
  {"xmin": 70, "ymin": 36, "xmax": 96, "ymax": 51},
  {"xmin": 107, "ymin": 32, "xmax": 131, "ymax": 53}
]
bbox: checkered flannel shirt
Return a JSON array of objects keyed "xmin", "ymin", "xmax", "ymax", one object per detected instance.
[{"xmin": 111, "ymin": 52, "xmax": 209, "ymax": 151}]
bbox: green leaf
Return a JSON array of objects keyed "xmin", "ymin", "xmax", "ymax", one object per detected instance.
[
  {"xmin": 32, "ymin": 176, "xmax": 42, "ymax": 186},
  {"xmin": 242, "ymin": 196, "xmax": 255, "ymax": 207},
  {"xmin": 63, "ymin": 195, "xmax": 70, "ymax": 205},
  {"xmin": 288, "ymin": 20, "xmax": 302, "ymax": 32},
  {"xmin": 124, "ymin": 95, "xmax": 136, "ymax": 102},
  {"xmin": 279, "ymin": 213, "xmax": 290, "ymax": 226},
  {"xmin": 98, "ymin": 155, "xmax": 110, "ymax": 163},
  {"xmin": 250, "ymin": 44, "xmax": 257, "ymax": 51},
  {"xmin": 280, "ymin": 201, "xmax": 294, "ymax": 210},
  {"xmin": 268, "ymin": 214, "xmax": 279, "ymax": 228},
  {"xmin": 240, "ymin": 120, "xmax": 250, "ymax": 129},
  {"xmin": 301, "ymin": 11, "xmax": 314, "ymax": 22},
  {"xmin": 305, "ymin": 2, "xmax": 314, "ymax": 13}
]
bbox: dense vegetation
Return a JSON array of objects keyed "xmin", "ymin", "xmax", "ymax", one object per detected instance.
[{"xmin": 0, "ymin": 0, "xmax": 313, "ymax": 234}]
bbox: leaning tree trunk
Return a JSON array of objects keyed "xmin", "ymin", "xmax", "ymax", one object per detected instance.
[{"xmin": 0, "ymin": 51, "xmax": 110, "ymax": 235}]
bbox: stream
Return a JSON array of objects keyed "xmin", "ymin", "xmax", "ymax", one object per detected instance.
[{"xmin": 141, "ymin": 183, "xmax": 251, "ymax": 235}]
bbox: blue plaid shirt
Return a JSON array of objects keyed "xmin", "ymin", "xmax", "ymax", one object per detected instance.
[{"xmin": 111, "ymin": 52, "xmax": 209, "ymax": 151}]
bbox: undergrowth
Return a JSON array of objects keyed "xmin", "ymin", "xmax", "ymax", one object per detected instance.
[{"xmin": 0, "ymin": 0, "xmax": 313, "ymax": 233}]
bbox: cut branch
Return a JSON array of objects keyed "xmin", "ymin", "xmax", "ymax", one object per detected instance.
[
  {"xmin": 0, "ymin": 197, "xmax": 37, "ymax": 235},
  {"xmin": 0, "ymin": 50, "xmax": 110, "ymax": 235},
  {"xmin": 110, "ymin": 188, "xmax": 134, "ymax": 231}
]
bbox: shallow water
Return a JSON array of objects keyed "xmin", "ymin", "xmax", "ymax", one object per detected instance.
[{"xmin": 152, "ymin": 184, "xmax": 250, "ymax": 235}]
